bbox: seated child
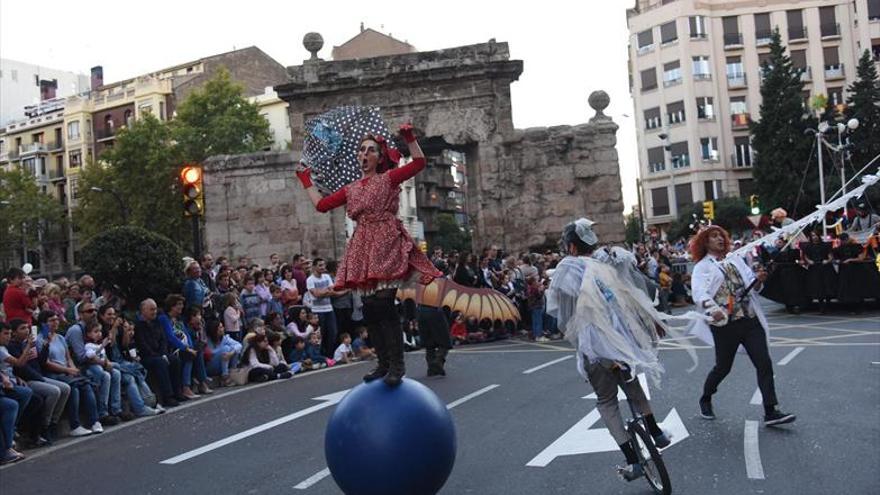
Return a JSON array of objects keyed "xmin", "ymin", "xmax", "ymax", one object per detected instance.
[
  {"xmin": 450, "ymin": 313, "xmax": 468, "ymax": 345},
  {"xmin": 245, "ymin": 334, "xmax": 292, "ymax": 383},
  {"xmin": 333, "ymin": 333, "xmax": 356, "ymax": 364},
  {"xmin": 351, "ymin": 327, "xmax": 375, "ymax": 360},
  {"xmin": 305, "ymin": 332, "xmax": 329, "ymax": 369}
]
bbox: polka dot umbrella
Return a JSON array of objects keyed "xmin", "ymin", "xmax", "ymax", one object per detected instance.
[{"xmin": 300, "ymin": 106, "xmax": 397, "ymax": 193}]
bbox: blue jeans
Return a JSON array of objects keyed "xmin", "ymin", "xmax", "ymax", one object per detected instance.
[
  {"xmin": 143, "ymin": 355, "xmax": 181, "ymax": 401},
  {"xmin": 0, "ymin": 385, "xmax": 32, "ymax": 427},
  {"xmin": 85, "ymin": 364, "xmax": 121, "ymax": 417},
  {"xmin": 317, "ymin": 311, "xmax": 338, "ymax": 358},
  {"xmin": 207, "ymin": 352, "xmax": 239, "ymax": 377},
  {"xmin": 530, "ymin": 307, "xmax": 545, "ymax": 339},
  {"xmin": 0, "ymin": 396, "xmax": 19, "ymax": 450},
  {"xmin": 181, "ymin": 350, "xmax": 209, "ymax": 387},
  {"xmin": 48, "ymin": 375, "xmax": 98, "ymax": 429}
]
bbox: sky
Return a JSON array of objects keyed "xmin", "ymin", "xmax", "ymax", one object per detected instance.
[{"xmin": 0, "ymin": 0, "xmax": 640, "ymax": 211}]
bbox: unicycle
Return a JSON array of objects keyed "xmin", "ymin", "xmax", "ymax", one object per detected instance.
[{"xmin": 619, "ymin": 398, "xmax": 672, "ymax": 495}]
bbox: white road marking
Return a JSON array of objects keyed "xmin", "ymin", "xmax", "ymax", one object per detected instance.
[
  {"xmin": 522, "ymin": 355, "xmax": 574, "ymax": 374},
  {"xmin": 159, "ymin": 390, "xmax": 349, "ymax": 465},
  {"xmin": 777, "ymin": 346, "xmax": 805, "ymax": 366},
  {"xmin": 293, "ymin": 468, "xmax": 331, "ymax": 490},
  {"xmin": 750, "ymin": 388, "xmax": 763, "ymax": 406},
  {"xmin": 293, "ymin": 384, "xmax": 500, "ymax": 490},
  {"xmin": 526, "ymin": 408, "xmax": 688, "ymax": 467},
  {"xmin": 446, "ymin": 384, "xmax": 500, "ymax": 409},
  {"xmin": 744, "ymin": 420, "xmax": 765, "ymax": 480}
]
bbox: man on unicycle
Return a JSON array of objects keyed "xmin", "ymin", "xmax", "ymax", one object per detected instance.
[{"xmin": 547, "ymin": 219, "xmax": 672, "ymax": 482}]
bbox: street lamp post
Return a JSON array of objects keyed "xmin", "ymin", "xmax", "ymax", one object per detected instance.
[
  {"xmin": 808, "ymin": 117, "xmax": 860, "ymax": 236},
  {"xmin": 90, "ymin": 187, "xmax": 129, "ymax": 224}
]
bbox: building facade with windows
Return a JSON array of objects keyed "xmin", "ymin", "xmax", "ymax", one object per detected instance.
[
  {"xmin": 628, "ymin": 0, "xmax": 879, "ymax": 233},
  {"xmin": 0, "ymin": 58, "xmax": 90, "ymax": 127}
]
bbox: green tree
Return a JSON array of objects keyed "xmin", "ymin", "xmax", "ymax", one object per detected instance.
[
  {"xmin": 79, "ymin": 226, "xmax": 183, "ymax": 308},
  {"xmin": 172, "ymin": 67, "xmax": 272, "ymax": 162},
  {"xmin": 0, "ymin": 167, "xmax": 66, "ymax": 271},
  {"xmin": 845, "ymin": 50, "xmax": 880, "ymax": 171},
  {"xmin": 624, "ymin": 213, "xmax": 642, "ymax": 244},
  {"xmin": 750, "ymin": 30, "xmax": 817, "ymax": 218},
  {"xmin": 75, "ymin": 114, "xmax": 188, "ymax": 245},
  {"xmin": 432, "ymin": 213, "xmax": 472, "ymax": 253},
  {"xmin": 666, "ymin": 198, "xmax": 752, "ymax": 241}
]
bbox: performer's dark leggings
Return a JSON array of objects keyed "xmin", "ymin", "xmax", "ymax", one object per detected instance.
[
  {"xmin": 702, "ymin": 317, "xmax": 777, "ymax": 409},
  {"xmin": 362, "ymin": 289, "xmax": 402, "ymax": 362}
]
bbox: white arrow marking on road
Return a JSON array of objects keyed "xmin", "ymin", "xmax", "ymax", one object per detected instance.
[
  {"xmin": 583, "ymin": 374, "xmax": 651, "ymax": 401},
  {"xmin": 160, "ymin": 389, "xmax": 349, "ymax": 465},
  {"xmin": 526, "ymin": 407, "xmax": 688, "ymax": 467}
]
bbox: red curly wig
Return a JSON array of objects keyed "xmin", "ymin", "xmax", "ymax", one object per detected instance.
[{"xmin": 689, "ymin": 225, "xmax": 732, "ymax": 262}]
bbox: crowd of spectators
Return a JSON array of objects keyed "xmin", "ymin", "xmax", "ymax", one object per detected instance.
[{"xmin": 1, "ymin": 211, "xmax": 876, "ymax": 464}]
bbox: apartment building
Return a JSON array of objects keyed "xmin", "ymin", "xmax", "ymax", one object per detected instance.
[{"xmin": 627, "ymin": 0, "xmax": 879, "ymax": 233}]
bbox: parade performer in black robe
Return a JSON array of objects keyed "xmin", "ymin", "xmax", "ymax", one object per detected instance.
[
  {"xmin": 800, "ymin": 231, "xmax": 837, "ymax": 313},
  {"xmin": 761, "ymin": 238, "xmax": 808, "ymax": 313},
  {"xmin": 834, "ymin": 233, "xmax": 879, "ymax": 311}
]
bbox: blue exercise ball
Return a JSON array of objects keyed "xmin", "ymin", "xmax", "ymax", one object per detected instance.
[{"xmin": 325, "ymin": 378, "xmax": 457, "ymax": 495}]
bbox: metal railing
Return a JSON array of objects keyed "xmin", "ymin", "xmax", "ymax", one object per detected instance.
[
  {"xmin": 21, "ymin": 142, "xmax": 48, "ymax": 154},
  {"xmin": 723, "ymin": 33, "xmax": 743, "ymax": 47},
  {"xmin": 824, "ymin": 64, "xmax": 845, "ymax": 79},
  {"xmin": 788, "ymin": 26, "xmax": 808, "ymax": 41},
  {"xmin": 755, "ymin": 30, "xmax": 773, "ymax": 45},
  {"xmin": 727, "ymin": 73, "xmax": 747, "ymax": 88},
  {"xmin": 95, "ymin": 127, "xmax": 117, "ymax": 140},
  {"xmin": 820, "ymin": 23, "xmax": 840, "ymax": 38}
]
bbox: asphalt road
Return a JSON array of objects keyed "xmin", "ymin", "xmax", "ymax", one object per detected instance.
[{"xmin": 2, "ymin": 300, "xmax": 878, "ymax": 495}]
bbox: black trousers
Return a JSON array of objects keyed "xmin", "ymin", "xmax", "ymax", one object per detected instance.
[
  {"xmin": 702, "ymin": 317, "xmax": 778, "ymax": 408},
  {"xmin": 362, "ymin": 289, "xmax": 403, "ymax": 365}
]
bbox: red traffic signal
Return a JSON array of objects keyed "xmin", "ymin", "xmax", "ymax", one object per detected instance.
[{"xmin": 180, "ymin": 165, "xmax": 204, "ymax": 217}]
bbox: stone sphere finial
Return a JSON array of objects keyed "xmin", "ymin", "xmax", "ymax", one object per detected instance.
[
  {"xmin": 588, "ymin": 90, "xmax": 610, "ymax": 119},
  {"xmin": 303, "ymin": 32, "xmax": 324, "ymax": 61}
]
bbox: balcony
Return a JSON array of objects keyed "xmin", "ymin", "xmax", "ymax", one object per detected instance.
[
  {"xmin": 797, "ymin": 66, "xmax": 812, "ymax": 82},
  {"xmin": 731, "ymin": 113, "xmax": 751, "ymax": 129},
  {"xmin": 693, "ymin": 72, "xmax": 712, "ymax": 81},
  {"xmin": 723, "ymin": 33, "xmax": 743, "ymax": 48},
  {"xmin": 820, "ymin": 23, "xmax": 840, "ymax": 39},
  {"xmin": 21, "ymin": 142, "xmax": 48, "ymax": 155},
  {"xmin": 663, "ymin": 76, "xmax": 682, "ymax": 88},
  {"xmin": 824, "ymin": 64, "xmax": 845, "ymax": 80},
  {"xmin": 7, "ymin": 148, "xmax": 20, "ymax": 161},
  {"xmin": 788, "ymin": 26, "xmax": 808, "ymax": 42},
  {"xmin": 419, "ymin": 192, "xmax": 442, "ymax": 209},
  {"xmin": 95, "ymin": 127, "xmax": 117, "ymax": 141},
  {"xmin": 671, "ymin": 155, "xmax": 691, "ymax": 169},
  {"xmin": 755, "ymin": 30, "xmax": 773, "ymax": 46},
  {"xmin": 47, "ymin": 140, "xmax": 64, "ymax": 152},
  {"xmin": 49, "ymin": 166, "xmax": 66, "ymax": 182},
  {"xmin": 727, "ymin": 73, "xmax": 747, "ymax": 88},
  {"xmin": 637, "ymin": 44, "xmax": 655, "ymax": 56}
]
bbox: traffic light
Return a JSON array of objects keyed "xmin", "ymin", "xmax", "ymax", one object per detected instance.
[
  {"xmin": 702, "ymin": 200, "xmax": 715, "ymax": 220},
  {"xmin": 749, "ymin": 195, "xmax": 760, "ymax": 215},
  {"xmin": 180, "ymin": 165, "xmax": 204, "ymax": 217}
]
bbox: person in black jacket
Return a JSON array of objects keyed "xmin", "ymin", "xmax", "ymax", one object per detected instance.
[{"xmin": 134, "ymin": 299, "xmax": 182, "ymax": 408}]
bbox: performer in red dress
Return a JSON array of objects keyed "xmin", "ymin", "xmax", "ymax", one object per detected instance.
[{"xmin": 295, "ymin": 124, "xmax": 442, "ymax": 386}]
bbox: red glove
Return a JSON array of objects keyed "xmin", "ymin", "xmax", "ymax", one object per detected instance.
[
  {"xmin": 295, "ymin": 166, "xmax": 313, "ymax": 189},
  {"xmin": 399, "ymin": 123, "xmax": 416, "ymax": 144}
]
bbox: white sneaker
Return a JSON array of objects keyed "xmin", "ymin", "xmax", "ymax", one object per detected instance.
[
  {"xmin": 138, "ymin": 407, "xmax": 160, "ymax": 417},
  {"xmin": 69, "ymin": 426, "xmax": 92, "ymax": 437},
  {"xmin": 155, "ymin": 404, "xmax": 166, "ymax": 413},
  {"xmin": 90, "ymin": 422, "xmax": 104, "ymax": 434},
  {"xmin": 536, "ymin": 336, "xmax": 550, "ymax": 343}
]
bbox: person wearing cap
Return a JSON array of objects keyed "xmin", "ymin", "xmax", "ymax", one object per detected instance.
[
  {"xmin": 690, "ymin": 225, "xmax": 796, "ymax": 427},
  {"xmin": 847, "ymin": 203, "xmax": 880, "ymax": 235},
  {"xmin": 546, "ymin": 218, "xmax": 673, "ymax": 483}
]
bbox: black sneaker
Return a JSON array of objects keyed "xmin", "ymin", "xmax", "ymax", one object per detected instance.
[
  {"xmin": 764, "ymin": 408, "xmax": 796, "ymax": 426},
  {"xmin": 699, "ymin": 397, "xmax": 715, "ymax": 420}
]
